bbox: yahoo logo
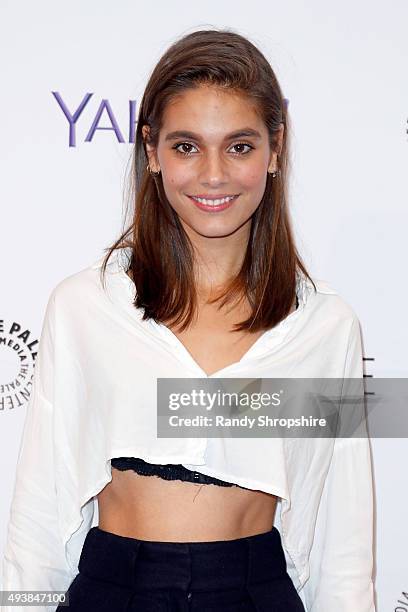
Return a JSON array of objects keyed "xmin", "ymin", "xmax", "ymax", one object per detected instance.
[
  {"xmin": 52, "ymin": 92, "xmax": 290, "ymax": 149},
  {"xmin": 52, "ymin": 92, "xmax": 139, "ymax": 148}
]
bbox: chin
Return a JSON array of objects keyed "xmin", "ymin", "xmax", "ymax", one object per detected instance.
[{"xmin": 191, "ymin": 224, "xmax": 246, "ymax": 239}]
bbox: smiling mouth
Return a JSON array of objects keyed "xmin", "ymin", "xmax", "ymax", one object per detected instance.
[{"xmin": 188, "ymin": 195, "xmax": 239, "ymax": 206}]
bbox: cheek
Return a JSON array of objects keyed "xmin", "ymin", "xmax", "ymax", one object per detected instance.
[
  {"xmin": 237, "ymin": 167, "xmax": 267, "ymax": 191},
  {"xmin": 160, "ymin": 165, "xmax": 191, "ymax": 206},
  {"xmin": 163, "ymin": 163, "xmax": 191, "ymax": 188}
]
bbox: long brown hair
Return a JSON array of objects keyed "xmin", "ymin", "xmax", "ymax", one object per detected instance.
[{"xmin": 100, "ymin": 28, "xmax": 316, "ymax": 332}]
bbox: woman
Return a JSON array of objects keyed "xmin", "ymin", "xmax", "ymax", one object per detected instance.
[{"xmin": 2, "ymin": 29, "xmax": 376, "ymax": 611}]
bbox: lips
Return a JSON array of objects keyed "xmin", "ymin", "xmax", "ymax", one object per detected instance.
[
  {"xmin": 188, "ymin": 194, "xmax": 239, "ymax": 200},
  {"xmin": 188, "ymin": 194, "xmax": 239, "ymax": 213},
  {"xmin": 188, "ymin": 195, "xmax": 238, "ymax": 205}
]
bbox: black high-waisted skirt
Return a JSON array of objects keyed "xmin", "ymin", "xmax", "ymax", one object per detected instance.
[{"xmin": 57, "ymin": 525, "xmax": 306, "ymax": 611}]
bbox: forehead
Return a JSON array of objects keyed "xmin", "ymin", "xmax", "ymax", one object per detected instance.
[{"xmin": 160, "ymin": 85, "xmax": 265, "ymax": 135}]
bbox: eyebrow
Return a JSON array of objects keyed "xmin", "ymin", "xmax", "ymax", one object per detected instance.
[{"xmin": 164, "ymin": 128, "xmax": 262, "ymax": 142}]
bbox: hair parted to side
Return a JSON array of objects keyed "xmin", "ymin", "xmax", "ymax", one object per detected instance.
[{"xmin": 100, "ymin": 27, "xmax": 316, "ymax": 333}]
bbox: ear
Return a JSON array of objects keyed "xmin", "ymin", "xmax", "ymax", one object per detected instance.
[
  {"xmin": 142, "ymin": 124, "xmax": 160, "ymax": 173},
  {"xmin": 276, "ymin": 122, "xmax": 284, "ymax": 156},
  {"xmin": 268, "ymin": 123, "xmax": 284, "ymax": 173}
]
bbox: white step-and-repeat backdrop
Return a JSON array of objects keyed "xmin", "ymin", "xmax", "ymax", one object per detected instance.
[{"xmin": 1, "ymin": 1, "xmax": 407, "ymax": 610}]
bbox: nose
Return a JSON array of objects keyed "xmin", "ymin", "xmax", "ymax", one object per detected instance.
[{"xmin": 197, "ymin": 151, "xmax": 229, "ymax": 187}]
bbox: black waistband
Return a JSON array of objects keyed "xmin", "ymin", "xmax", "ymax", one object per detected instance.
[{"xmin": 78, "ymin": 526, "xmax": 288, "ymax": 591}]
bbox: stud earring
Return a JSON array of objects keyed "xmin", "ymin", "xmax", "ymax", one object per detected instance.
[{"xmin": 146, "ymin": 164, "xmax": 161, "ymax": 177}]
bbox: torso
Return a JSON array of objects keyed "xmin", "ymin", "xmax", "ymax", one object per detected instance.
[{"xmin": 97, "ymin": 279, "xmax": 297, "ymax": 542}]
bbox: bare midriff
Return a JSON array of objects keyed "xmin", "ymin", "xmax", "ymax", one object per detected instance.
[
  {"xmin": 97, "ymin": 275, "xmax": 296, "ymax": 542},
  {"xmin": 97, "ymin": 471, "xmax": 278, "ymax": 541}
]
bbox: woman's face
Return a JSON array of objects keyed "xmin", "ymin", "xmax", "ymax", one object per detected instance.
[{"xmin": 143, "ymin": 85, "xmax": 283, "ymax": 241}]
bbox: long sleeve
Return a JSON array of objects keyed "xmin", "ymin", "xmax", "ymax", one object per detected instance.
[
  {"xmin": 2, "ymin": 290, "xmax": 74, "ymax": 611},
  {"xmin": 303, "ymin": 316, "xmax": 376, "ymax": 611}
]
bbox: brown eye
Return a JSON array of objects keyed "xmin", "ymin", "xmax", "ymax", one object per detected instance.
[
  {"xmin": 172, "ymin": 141, "xmax": 254, "ymax": 157},
  {"xmin": 230, "ymin": 143, "xmax": 253, "ymax": 155},
  {"xmin": 173, "ymin": 142, "xmax": 198, "ymax": 156}
]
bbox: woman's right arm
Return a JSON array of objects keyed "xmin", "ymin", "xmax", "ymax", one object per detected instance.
[{"xmin": 2, "ymin": 289, "xmax": 74, "ymax": 611}]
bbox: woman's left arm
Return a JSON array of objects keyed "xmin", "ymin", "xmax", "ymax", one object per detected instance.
[{"xmin": 303, "ymin": 316, "xmax": 376, "ymax": 612}]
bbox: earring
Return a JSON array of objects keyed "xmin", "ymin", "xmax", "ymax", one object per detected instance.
[
  {"xmin": 268, "ymin": 168, "xmax": 278, "ymax": 178},
  {"xmin": 146, "ymin": 164, "xmax": 161, "ymax": 177}
]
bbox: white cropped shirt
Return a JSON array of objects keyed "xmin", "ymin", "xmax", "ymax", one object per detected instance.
[{"xmin": 2, "ymin": 248, "xmax": 376, "ymax": 611}]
